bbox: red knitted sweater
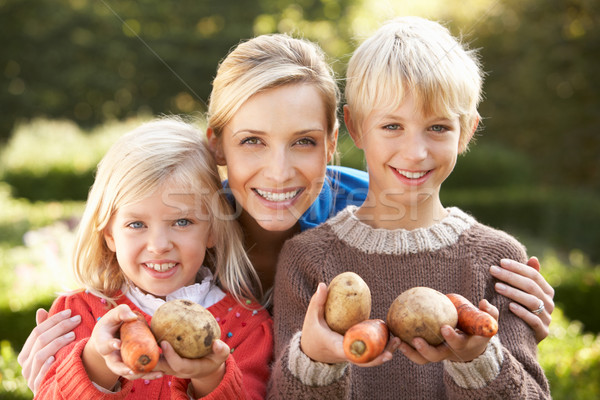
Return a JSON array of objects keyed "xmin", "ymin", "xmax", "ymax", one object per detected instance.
[{"xmin": 36, "ymin": 290, "xmax": 273, "ymax": 399}]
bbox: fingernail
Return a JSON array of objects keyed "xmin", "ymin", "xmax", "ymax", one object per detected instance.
[
  {"xmin": 46, "ymin": 356, "xmax": 55, "ymax": 364},
  {"xmin": 70, "ymin": 315, "xmax": 81, "ymax": 323},
  {"xmin": 495, "ymin": 282, "xmax": 507, "ymax": 292},
  {"xmin": 490, "ymin": 265, "xmax": 500, "ymax": 274},
  {"xmin": 59, "ymin": 309, "xmax": 72, "ymax": 317},
  {"xmin": 500, "ymin": 259, "xmax": 513, "ymax": 266},
  {"xmin": 64, "ymin": 331, "xmax": 75, "ymax": 340}
]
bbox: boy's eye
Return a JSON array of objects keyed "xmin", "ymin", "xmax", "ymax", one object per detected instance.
[
  {"xmin": 430, "ymin": 125, "xmax": 448, "ymax": 133},
  {"xmin": 128, "ymin": 221, "xmax": 145, "ymax": 229},
  {"xmin": 175, "ymin": 219, "xmax": 192, "ymax": 227}
]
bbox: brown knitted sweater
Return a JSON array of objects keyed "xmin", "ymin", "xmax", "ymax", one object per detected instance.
[{"xmin": 268, "ymin": 206, "xmax": 551, "ymax": 399}]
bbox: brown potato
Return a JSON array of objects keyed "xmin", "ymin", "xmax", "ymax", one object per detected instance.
[
  {"xmin": 150, "ymin": 299, "xmax": 220, "ymax": 358},
  {"xmin": 386, "ymin": 287, "xmax": 457, "ymax": 346},
  {"xmin": 325, "ymin": 272, "xmax": 372, "ymax": 334}
]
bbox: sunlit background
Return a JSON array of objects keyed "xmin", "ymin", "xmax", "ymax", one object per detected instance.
[{"xmin": 1, "ymin": 0, "xmax": 599, "ymax": 398}]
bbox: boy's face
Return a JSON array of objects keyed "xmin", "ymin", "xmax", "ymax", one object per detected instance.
[{"xmin": 348, "ymin": 93, "xmax": 462, "ymax": 226}]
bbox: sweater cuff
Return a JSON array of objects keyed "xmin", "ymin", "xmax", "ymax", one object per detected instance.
[
  {"xmin": 287, "ymin": 331, "xmax": 348, "ymax": 387},
  {"xmin": 443, "ymin": 335, "xmax": 503, "ymax": 389}
]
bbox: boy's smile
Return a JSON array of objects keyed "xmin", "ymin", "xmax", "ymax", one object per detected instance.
[{"xmin": 346, "ymin": 93, "xmax": 462, "ymax": 229}]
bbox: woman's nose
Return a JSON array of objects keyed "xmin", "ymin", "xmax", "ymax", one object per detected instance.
[{"xmin": 262, "ymin": 147, "xmax": 295, "ymax": 183}]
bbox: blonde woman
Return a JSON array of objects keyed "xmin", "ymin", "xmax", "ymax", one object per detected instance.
[{"xmin": 35, "ymin": 117, "xmax": 272, "ymax": 399}]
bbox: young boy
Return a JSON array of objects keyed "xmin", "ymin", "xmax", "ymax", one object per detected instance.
[{"xmin": 268, "ymin": 17, "xmax": 551, "ymax": 399}]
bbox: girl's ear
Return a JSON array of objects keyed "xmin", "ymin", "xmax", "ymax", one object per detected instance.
[
  {"xmin": 207, "ymin": 127, "xmax": 227, "ymax": 165},
  {"xmin": 343, "ymin": 105, "xmax": 363, "ymax": 149},
  {"xmin": 104, "ymin": 228, "xmax": 116, "ymax": 252},
  {"xmin": 326, "ymin": 128, "xmax": 338, "ymax": 163}
]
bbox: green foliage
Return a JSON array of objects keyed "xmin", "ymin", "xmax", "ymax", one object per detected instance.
[
  {"xmin": 539, "ymin": 307, "xmax": 600, "ymax": 399},
  {"xmin": 0, "ymin": 341, "xmax": 31, "ymax": 400}
]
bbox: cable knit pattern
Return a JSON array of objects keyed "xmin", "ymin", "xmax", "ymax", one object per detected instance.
[
  {"xmin": 268, "ymin": 206, "xmax": 551, "ymax": 399},
  {"xmin": 37, "ymin": 290, "xmax": 273, "ymax": 400}
]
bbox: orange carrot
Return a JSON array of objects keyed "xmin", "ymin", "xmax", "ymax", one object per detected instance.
[
  {"xmin": 343, "ymin": 319, "xmax": 389, "ymax": 363},
  {"xmin": 120, "ymin": 311, "xmax": 160, "ymax": 373},
  {"xmin": 446, "ymin": 293, "xmax": 498, "ymax": 337}
]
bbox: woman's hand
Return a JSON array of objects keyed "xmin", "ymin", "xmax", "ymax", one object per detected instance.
[
  {"xmin": 18, "ymin": 308, "xmax": 81, "ymax": 394},
  {"xmin": 300, "ymin": 283, "xmax": 397, "ymax": 367},
  {"xmin": 490, "ymin": 256, "xmax": 555, "ymax": 342},
  {"xmin": 399, "ymin": 299, "xmax": 498, "ymax": 364}
]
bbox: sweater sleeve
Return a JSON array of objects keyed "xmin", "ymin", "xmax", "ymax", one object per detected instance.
[
  {"xmin": 443, "ymin": 226, "xmax": 551, "ymax": 399},
  {"xmin": 36, "ymin": 295, "xmax": 135, "ymax": 399},
  {"xmin": 267, "ymin": 233, "xmax": 350, "ymax": 399}
]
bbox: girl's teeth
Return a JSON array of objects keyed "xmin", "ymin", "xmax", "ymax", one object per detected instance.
[
  {"xmin": 255, "ymin": 189, "xmax": 300, "ymax": 202},
  {"xmin": 397, "ymin": 170, "xmax": 427, "ymax": 179},
  {"xmin": 146, "ymin": 263, "xmax": 176, "ymax": 272}
]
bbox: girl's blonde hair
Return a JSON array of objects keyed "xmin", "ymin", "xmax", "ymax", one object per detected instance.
[
  {"xmin": 345, "ymin": 16, "xmax": 483, "ymax": 152},
  {"xmin": 73, "ymin": 117, "xmax": 261, "ymax": 305},
  {"xmin": 208, "ymin": 33, "xmax": 340, "ymax": 140}
]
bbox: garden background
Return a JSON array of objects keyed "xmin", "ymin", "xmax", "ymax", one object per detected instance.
[{"xmin": 1, "ymin": 0, "xmax": 599, "ymax": 398}]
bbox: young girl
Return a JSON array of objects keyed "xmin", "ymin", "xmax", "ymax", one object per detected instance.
[
  {"xmin": 36, "ymin": 117, "xmax": 273, "ymax": 399},
  {"xmin": 20, "ymin": 34, "xmax": 554, "ymax": 394},
  {"xmin": 269, "ymin": 18, "xmax": 551, "ymax": 398}
]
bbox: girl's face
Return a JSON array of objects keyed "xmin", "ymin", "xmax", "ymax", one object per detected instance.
[
  {"xmin": 213, "ymin": 83, "xmax": 337, "ymax": 232},
  {"xmin": 347, "ymin": 93, "xmax": 463, "ymax": 228},
  {"xmin": 104, "ymin": 184, "xmax": 214, "ymax": 298}
]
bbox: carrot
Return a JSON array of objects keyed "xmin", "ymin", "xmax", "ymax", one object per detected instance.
[
  {"xmin": 343, "ymin": 319, "xmax": 389, "ymax": 363},
  {"xmin": 446, "ymin": 293, "xmax": 498, "ymax": 337},
  {"xmin": 120, "ymin": 311, "xmax": 160, "ymax": 373}
]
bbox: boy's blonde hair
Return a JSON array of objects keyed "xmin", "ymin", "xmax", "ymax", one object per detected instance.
[
  {"xmin": 72, "ymin": 117, "xmax": 261, "ymax": 305},
  {"xmin": 345, "ymin": 16, "xmax": 483, "ymax": 152},
  {"xmin": 208, "ymin": 33, "xmax": 340, "ymax": 140}
]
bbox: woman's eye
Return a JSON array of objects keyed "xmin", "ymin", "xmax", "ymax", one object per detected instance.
[
  {"xmin": 240, "ymin": 137, "xmax": 261, "ymax": 145},
  {"xmin": 295, "ymin": 137, "xmax": 316, "ymax": 146},
  {"xmin": 175, "ymin": 219, "xmax": 192, "ymax": 227},
  {"xmin": 128, "ymin": 221, "xmax": 144, "ymax": 229}
]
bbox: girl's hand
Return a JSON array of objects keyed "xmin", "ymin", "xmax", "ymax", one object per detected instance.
[
  {"xmin": 490, "ymin": 256, "xmax": 555, "ymax": 342},
  {"xmin": 18, "ymin": 308, "xmax": 81, "ymax": 394},
  {"xmin": 300, "ymin": 283, "xmax": 397, "ymax": 366},
  {"xmin": 398, "ymin": 300, "xmax": 498, "ymax": 364},
  {"xmin": 85, "ymin": 305, "xmax": 162, "ymax": 388},
  {"xmin": 157, "ymin": 339, "xmax": 230, "ymax": 397}
]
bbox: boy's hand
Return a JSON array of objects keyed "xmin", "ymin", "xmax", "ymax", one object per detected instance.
[
  {"xmin": 157, "ymin": 339, "xmax": 229, "ymax": 396},
  {"xmin": 398, "ymin": 299, "xmax": 498, "ymax": 364},
  {"xmin": 300, "ymin": 283, "xmax": 397, "ymax": 366}
]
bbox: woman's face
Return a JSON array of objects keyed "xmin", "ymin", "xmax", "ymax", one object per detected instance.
[{"xmin": 213, "ymin": 83, "xmax": 337, "ymax": 232}]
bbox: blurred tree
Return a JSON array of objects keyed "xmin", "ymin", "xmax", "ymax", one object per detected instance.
[{"xmin": 473, "ymin": 0, "xmax": 600, "ymax": 191}]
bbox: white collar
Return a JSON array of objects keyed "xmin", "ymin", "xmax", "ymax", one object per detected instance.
[{"xmin": 125, "ymin": 266, "xmax": 226, "ymax": 316}]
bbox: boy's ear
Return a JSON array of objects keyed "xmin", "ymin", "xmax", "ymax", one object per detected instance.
[
  {"xmin": 343, "ymin": 105, "xmax": 363, "ymax": 149},
  {"xmin": 459, "ymin": 116, "xmax": 480, "ymax": 153},
  {"xmin": 326, "ymin": 128, "xmax": 338, "ymax": 163},
  {"xmin": 104, "ymin": 228, "xmax": 116, "ymax": 252},
  {"xmin": 206, "ymin": 127, "xmax": 227, "ymax": 165}
]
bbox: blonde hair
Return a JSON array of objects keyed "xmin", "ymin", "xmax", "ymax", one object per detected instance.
[
  {"xmin": 345, "ymin": 16, "xmax": 483, "ymax": 152},
  {"xmin": 72, "ymin": 117, "xmax": 261, "ymax": 305},
  {"xmin": 208, "ymin": 33, "xmax": 340, "ymax": 140}
]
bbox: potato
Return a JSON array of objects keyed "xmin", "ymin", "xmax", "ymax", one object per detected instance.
[
  {"xmin": 386, "ymin": 287, "xmax": 457, "ymax": 346},
  {"xmin": 324, "ymin": 272, "xmax": 372, "ymax": 334},
  {"xmin": 150, "ymin": 299, "xmax": 220, "ymax": 358}
]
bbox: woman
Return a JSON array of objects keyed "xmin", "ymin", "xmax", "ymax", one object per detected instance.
[{"xmin": 18, "ymin": 34, "xmax": 554, "ymax": 394}]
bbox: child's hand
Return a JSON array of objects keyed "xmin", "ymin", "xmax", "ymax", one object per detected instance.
[
  {"xmin": 300, "ymin": 283, "xmax": 397, "ymax": 366},
  {"xmin": 86, "ymin": 305, "xmax": 163, "ymax": 386},
  {"xmin": 398, "ymin": 299, "xmax": 498, "ymax": 364},
  {"xmin": 157, "ymin": 339, "xmax": 229, "ymax": 397}
]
